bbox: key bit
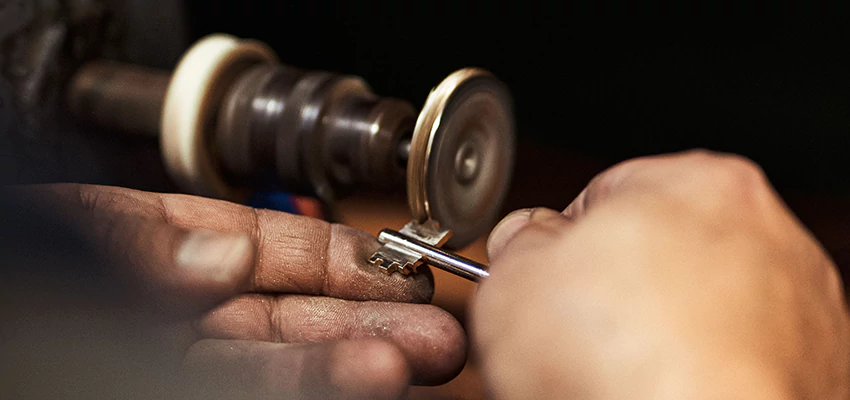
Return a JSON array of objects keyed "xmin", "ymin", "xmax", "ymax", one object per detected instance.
[
  {"xmin": 369, "ymin": 244, "xmax": 421, "ymax": 275},
  {"xmin": 369, "ymin": 220, "xmax": 490, "ymax": 282},
  {"xmin": 369, "ymin": 220, "xmax": 451, "ymax": 275}
]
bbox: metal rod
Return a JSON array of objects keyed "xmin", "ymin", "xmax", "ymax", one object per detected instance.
[
  {"xmin": 378, "ymin": 229, "xmax": 490, "ymax": 282},
  {"xmin": 68, "ymin": 61, "xmax": 172, "ymax": 137}
]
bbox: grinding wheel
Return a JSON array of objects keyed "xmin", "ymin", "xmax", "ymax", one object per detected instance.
[{"xmin": 408, "ymin": 68, "xmax": 516, "ymax": 249}]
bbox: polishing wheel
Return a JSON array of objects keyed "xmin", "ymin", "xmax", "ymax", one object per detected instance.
[{"xmin": 408, "ymin": 68, "xmax": 516, "ymax": 249}]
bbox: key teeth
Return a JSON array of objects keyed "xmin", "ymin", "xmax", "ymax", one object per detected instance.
[
  {"xmin": 369, "ymin": 254, "xmax": 384, "ymax": 266},
  {"xmin": 369, "ymin": 250, "xmax": 419, "ymax": 276},
  {"xmin": 369, "ymin": 254, "xmax": 392, "ymax": 275},
  {"xmin": 398, "ymin": 261, "xmax": 417, "ymax": 276}
]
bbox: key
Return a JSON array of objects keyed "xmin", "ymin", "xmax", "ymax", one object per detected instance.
[{"xmin": 369, "ymin": 220, "xmax": 490, "ymax": 282}]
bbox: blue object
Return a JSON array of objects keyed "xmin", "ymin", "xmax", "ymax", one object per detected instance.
[{"xmin": 246, "ymin": 191, "xmax": 299, "ymax": 214}]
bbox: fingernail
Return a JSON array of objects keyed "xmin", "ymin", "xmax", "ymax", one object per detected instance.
[
  {"xmin": 486, "ymin": 209, "xmax": 533, "ymax": 262},
  {"xmin": 177, "ymin": 230, "xmax": 253, "ymax": 283}
]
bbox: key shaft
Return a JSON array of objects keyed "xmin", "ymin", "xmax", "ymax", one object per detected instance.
[{"xmin": 377, "ymin": 229, "xmax": 490, "ymax": 282}]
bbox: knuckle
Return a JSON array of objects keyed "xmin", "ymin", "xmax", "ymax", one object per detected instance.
[
  {"xmin": 76, "ymin": 184, "xmax": 107, "ymax": 212},
  {"xmin": 818, "ymin": 255, "xmax": 846, "ymax": 303},
  {"xmin": 711, "ymin": 153, "xmax": 766, "ymax": 185},
  {"xmin": 681, "ymin": 147, "xmax": 720, "ymax": 159},
  {"xmin": 710, "ymin": 157, "xmax": 769, "ymax": 203},
  {"xmin": 684, "ymin": 150, "xmax": 766, "ymax": 186},
  {"xmin": 678, "ymin": 151, "xmax": 772, "ymax": 212}
]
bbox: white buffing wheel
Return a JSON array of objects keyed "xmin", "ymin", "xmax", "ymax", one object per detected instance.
[{"xmin": 161, "ymin": 34, "xmax": 277, "ymax": 200}]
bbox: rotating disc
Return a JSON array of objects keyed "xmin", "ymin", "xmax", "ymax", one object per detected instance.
[{"xmin": 408, "ymin": 68, "xmax": 516, "ymax": 249}]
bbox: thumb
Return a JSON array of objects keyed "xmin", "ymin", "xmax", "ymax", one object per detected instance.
[{"xmin": 486, "ymin": 207, "xmax": 567, "ymax": 262}]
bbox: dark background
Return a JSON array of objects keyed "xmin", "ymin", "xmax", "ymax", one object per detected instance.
[
  {"xmin": 180, "ymin": 1, "xmax": 850, "ymax": 276},
  {"xmin": 186, "ymin": 1, "xmax": 850, "ymax": 193},
  {"xmin": 4, "ymin": 0, "xmax": 848, "ymax": 274}
]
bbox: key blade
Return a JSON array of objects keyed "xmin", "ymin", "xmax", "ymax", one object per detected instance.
[
  {"xmin": 378, "ymin": 229, "xmax": 490, "ymax": 282},
  {"xmin": 369, "ymin": 237, "xmax": 424, "ymax": 275},
  {"xmin": 368, "ymin": 220, "xmax": 451, "ymax": 277}
]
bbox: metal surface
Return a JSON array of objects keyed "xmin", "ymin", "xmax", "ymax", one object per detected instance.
[
  {"xmin": 408, "ymin": 68, "xmax": 515, "ymax": 248},
  {"xmin": 68, "ymin": 53, "xmax": 417, "ymax": 205},
  {"xmin": 369, "ymin": 220, "xmax": 453, "ymax": 275},
  {"xmin": 0, "ymin": 5, "xmax": 515, "ymax": 284},
  {"xmin": 69, "ymin": 62, "xmax": 171, "ymax": 137},
  {"xmin": 216, "ymin": 64, "xmax": 305, "ymax": 184},
  {"xmin": 376, "ymin": 228, "xmax": 490, "ymax": 282},
  {"xmin": 215, "ymin": 65, "xmax": 416, "ymax": 200},
  {"xmin": 369, "ymin": 68, "xmax": 514, "ymax": 281}
]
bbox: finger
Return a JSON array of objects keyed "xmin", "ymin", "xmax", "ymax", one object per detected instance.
[
  {"xmin": 563, "ymin": 149, "xmax": 783, "ymax": 225},
  {"xmin": 20, "ymin": 184, "xmax": 433, "ymax": 304},
  {"xmin": 181, "ymin": 339, "xmax": 410, "ymax": 400},
  {"xmin": 561, "ymin": 155, "xmax": 651, "ymax": 220},
  {"xmin": 486, "ymin": 207, "xmax": 569, "ymax": 262},
  {"xmin": 489, "ymin": 151, "xmax": 758, "ymax": 270},
  {"xmin": 197, "ymin": 294, "xmax": 467, "ymax": 385},
  {"xmin": 8, "ymin": 183, "xmax": 257, "ymax": 314},
  {"xmin": 83, "ymin": 210, "xmax": 254, "ymax": 314}
]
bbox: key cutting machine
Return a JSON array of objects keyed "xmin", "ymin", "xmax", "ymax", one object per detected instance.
[{"xmin": 1, "ymin": 0, "xmax": 517, "ymax": 275}]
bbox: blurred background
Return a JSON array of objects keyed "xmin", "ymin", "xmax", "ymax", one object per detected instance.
[
  {"xmin": 2, "ymin": 1, "xmax": 849, "ymax": 399},
  {"xmin": 188, "ymin": 1, "xmax": 850, "ymax": 191}
]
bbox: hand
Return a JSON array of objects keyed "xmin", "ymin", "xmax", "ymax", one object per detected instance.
[
  {"xmin": 472, "ymin": 150, "xmax": 850, "ymax": 400},
  {"xmin": 0, "ymin": 184, "xmax": 466, "ymax": 400}
]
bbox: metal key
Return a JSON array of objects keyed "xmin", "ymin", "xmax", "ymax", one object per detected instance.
[{"xmin": 369, "ymin": 220, "xmax": 490, "ymax": 282}]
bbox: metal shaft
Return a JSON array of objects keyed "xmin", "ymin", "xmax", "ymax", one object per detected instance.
[
  {"xmin": 378, "ymin": 229, "xmax": 490, "ymax": 282},
  {"xmin": 67, "ymin": 60, "xmax": 416, "ymax": 199},
  {"xmin": 68, "ymin": 62, "xmax": 171, "ymax": 137}
]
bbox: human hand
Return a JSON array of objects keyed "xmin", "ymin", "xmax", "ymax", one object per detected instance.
[
  {"xmin": 472, "ymin": 150, "xmax": 849, "ymax": 400},
  {"xmin": 1, "ymin": 184, "xmax": 465, "ymax": 400}
]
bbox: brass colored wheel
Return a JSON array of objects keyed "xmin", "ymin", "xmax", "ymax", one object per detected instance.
[{"xmin": 408, "ymin": 68, "xmax": 516, "ymax": 249}]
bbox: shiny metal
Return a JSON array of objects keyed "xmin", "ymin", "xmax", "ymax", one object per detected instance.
[
  {"xmin": 66, "ymin": 43, "xmax": 516, "ymax": 284},
  {"xmin": 368, "ymin": 68, "xmax": 514, "ymax": 281},
  {"xmin": 369, "ymin": 220, "xmax": 452, "ymax": 275},
  {"xmin": 408, "ymin": 68, "xmax": 515, "ymax": 249},
  {"xmin": 218, "ymin": 66, "xmax": 416, "ymax": 202},
  {"xmin": 376, "ymin": 228, "xmax": 490, "ymax": 282},
  {"xmin": 68, "ymin": 59, "xmax": 416, "ymax": 204},
  {"xmin": 215, "ymin": 64, "xmax": 300, "ymax": 183}
]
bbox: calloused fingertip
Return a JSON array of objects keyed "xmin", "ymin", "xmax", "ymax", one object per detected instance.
[
  {"xmin": 329, "ymin": 340, "xmax": 410, "ymax": 400},
  {"xmin": 486, "ymin": 209, "xmax": 533, "ymax": 262}
]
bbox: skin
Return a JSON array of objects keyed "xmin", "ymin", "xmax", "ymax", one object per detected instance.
[
  {"xmin": 473, "ymin": 150, "xmax": 850, "ymax": 400},
  {"xmin": 6, "ymin": 149, "xmax": 846, "ymax": 399},
  {"xmin": 2, "ymin": 184, "xmax": 467, "ymax": 400}
]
